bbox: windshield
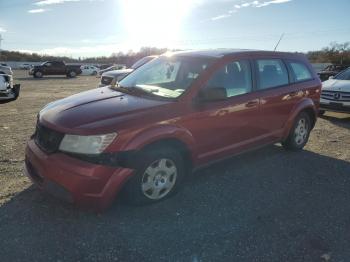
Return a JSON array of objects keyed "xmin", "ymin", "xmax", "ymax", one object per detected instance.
[
  {"xmin": 335, "ymin": 68, "xmax": 350, "ymax": 80},
  {"xmin": 131, "ymin": 56, "xmax": 155, "ymax": 69},
  {"xmin": 119, "ymin": 56, "xmax": 212, "ymax": 99}
]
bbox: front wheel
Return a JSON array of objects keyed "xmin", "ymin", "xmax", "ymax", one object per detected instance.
[
  {"xmin": 34, "ymin": 71, "xmax": 43, "ymax": 78},
  {"xmin": 123, "ymin": 147, "xmax": 185, "ymax": 205},
  {"xmin": 318, "ymin": 110, "xmax": 325, "ymax": 116},
  {"xmin": 282, "ymin": 112, "xmax": 311, "ymax": 151}
]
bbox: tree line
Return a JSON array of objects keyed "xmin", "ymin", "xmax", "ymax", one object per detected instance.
[{"xmin": 1, "ymin": 43, "xmax": 349, "ymax": 65}]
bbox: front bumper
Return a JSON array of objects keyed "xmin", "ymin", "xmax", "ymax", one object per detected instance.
[
  {"xmin": 320, "ymin": 98, "xmax": 350, "ymax": 113},
  {"xmin": 25, "ymin": 140, "xmax": 134, "ymax": 210},
  {"xmin": 0, "ymin": 84, "xmax": 20, "ymax": 104}
]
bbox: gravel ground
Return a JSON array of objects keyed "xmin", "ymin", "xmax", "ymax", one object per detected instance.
[{"xmin": 0, "ymin": 70, "xmax": 349, "ymax": 262}]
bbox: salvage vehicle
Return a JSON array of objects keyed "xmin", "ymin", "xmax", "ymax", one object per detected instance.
[
  {"xmin": 29, "ymin": 61, "xmax": 82, "ymax": 78},
  {"xmin": 0, "ymin": 64, "xmax": 13, "ymax": 75},
  {"xmin": 99, "ymin": 56, "xmax": 157, "ymax": 87},
  {"xmin": 319, "ymin": 67, "xmax": 350, "ymax": 114},
  {"xmin": 80, "ymin": 65, "xmax": 100, "ymax": 76},
  {"xmin": 97, "ymin": 65, "xmax": 126, "ymax": 77},
  {"xmin": 0, "ymin": 74, "xmax": 20, "ymax": 104},
  {"xmin": 25, "ymin": 49, "xmax": 321, "ymax": 210},
  {"xmin": 318, "ymin": 64, "xmax": 349, "ymax": 81}
]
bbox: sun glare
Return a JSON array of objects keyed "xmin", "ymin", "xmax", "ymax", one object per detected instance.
[{"xmin": 121, "ymin": 0, "xmax": 194, "ymax": 48}]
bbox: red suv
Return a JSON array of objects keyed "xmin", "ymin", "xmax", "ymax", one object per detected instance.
[{"xmin": 25, "ymin": 50, "xmax": 321, "ymax": 210}]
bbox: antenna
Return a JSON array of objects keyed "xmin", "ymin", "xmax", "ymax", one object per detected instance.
[{"xmin": 274, "ymin": 33, "xmax": 284, "ymax": 51}]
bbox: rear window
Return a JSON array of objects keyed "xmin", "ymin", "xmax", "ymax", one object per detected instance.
[
  {"xmin": 256, "ymin": 59, "xmax": 289, "ymax": 90},
  {"xmin": 288, "ymin": 61, "xmax": 313, "ymax": 82}
]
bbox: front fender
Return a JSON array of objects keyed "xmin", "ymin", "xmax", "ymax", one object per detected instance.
[
  {"xmin": 282, "ymin": 98, "xmax": 317, "ymax": 140},
  {"xmin": 118, "ymin": 124, "xmax": 196, "ymax": 160}
]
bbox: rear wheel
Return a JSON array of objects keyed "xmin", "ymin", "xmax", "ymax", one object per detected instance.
[
  {"xmin": 282, "ymin": 112, "xmax": 311, "ymax": 151},
  {"xmin": 67, "ymin": 71, "xmax": 77, "ymax": 78},
  {"xmin": 123, "ymin": 146, "xmax": 185, "ymax": 205}
]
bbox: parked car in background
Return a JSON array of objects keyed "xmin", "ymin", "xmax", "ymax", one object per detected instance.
[
  {"xmin": 320, "ymin": 67, "xmax": 350, "ymax": 114},
  {"xmin": 0, "ymin": 64, "xmax": 13, "ymax": 75},
  {"xmin": 80, "ymin": 65, "xmax": 100, "ymax": 76},
  {"xmin": 98, "ymin": 65, "xmax": 126, "ymax": 77},
  {"xmin": 29, "ymin": 61, "xmax": 82, "ymax": 78},
  {"xmin": 0, "ymin": 74, "xmax": 20, "ymax": 104},
  {"xmin": 25, "ymin": 49, "xmax": 321, "ymax": 210},
  {"xmin": 318, "ymin": 64, "xmax": 349, "ymax": 81},
  {"xmin": 20, "ymin": 63, "xmax": 32, "ymax": 70},
  {"xmin": 99, "ymin": 55, "xmax": 157, "ymax": 87}
]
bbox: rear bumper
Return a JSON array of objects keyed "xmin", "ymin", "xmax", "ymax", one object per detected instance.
[
  {"xmin": 25, "ymin": 140, "xmax": 134, "ymax": 210},
  {"xmin": 320, "ymin": 98, "xmax": 350, "ymax": 113}
]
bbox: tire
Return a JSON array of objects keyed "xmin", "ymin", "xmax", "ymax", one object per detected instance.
[
  {"xmin": 318, "ymin": 110, "xmax": 325, "ymax": 116},
  {"xmin": 67, "ymin": 71, "xmax": 77, "ymax": 78},
  {"xmin": 123, "ymin": 146, "xmax": 185, "ymax": 205},
  {"xmin": 0, "ymin": 71, "xmax": 5, "ymax": 74},
  {"xmin": 34, "ymin": 71, "xmax": 43, "ymax": 78},
  {"xmin": 92, "ymin": 71, "xmax": 97, "ymax": 76},
  {"xmin": 282, "ymin": 112, "xmax": 311, "ymax": 151}
]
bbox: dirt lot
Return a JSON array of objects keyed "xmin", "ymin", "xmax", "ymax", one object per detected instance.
[{"xmin": 0, "ymin": 70, "xmax": 349, "ymax": 261}]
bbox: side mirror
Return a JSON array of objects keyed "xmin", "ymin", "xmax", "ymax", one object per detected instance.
[
  {"xmin": 194, "ymin": 87, "xmax": 227, "ymax": 104},
  {"xmin": 328, "ymin": 76, "xmax": 334, "ymax": 80}
]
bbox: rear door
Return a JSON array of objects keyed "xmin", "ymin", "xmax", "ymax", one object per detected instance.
[{"xmin": 253, "ymin": 58, "xmax": 303, "ymax": 140}]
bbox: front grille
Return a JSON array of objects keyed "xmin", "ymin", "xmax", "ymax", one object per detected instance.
[
  {"xmin": 34, "ymin": 123, "xmax": 64, "ymax": 154},
  {"xmin": 321, "ymin": 91, "xmax": 350, "ymax": 102},
  {"xmin": 101, "ymin": 76, "xmax": 113, "ymax": 85}
]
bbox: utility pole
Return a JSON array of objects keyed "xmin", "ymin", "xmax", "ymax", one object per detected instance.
[
  {"xmin": 0, "ymin": 34, "xmax": 3, "ymax": 60},
  {"xmin": 0, "ymin": 34, "xmax": 3, "ymax": 50}
]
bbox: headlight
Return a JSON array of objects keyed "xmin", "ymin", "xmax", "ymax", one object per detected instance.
[{"xmin": 59, "ymin": 133, "xmax": 117, "ymax": 154}]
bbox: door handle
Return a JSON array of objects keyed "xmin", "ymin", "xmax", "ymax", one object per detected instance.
[{"xmin": 245, "ymin": 100, "xmax": 259, "ymax": 108}]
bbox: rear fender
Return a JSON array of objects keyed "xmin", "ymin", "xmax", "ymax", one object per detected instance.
[{"xmin": 282, "ymin": 98, "xmax": 317, "ymax": 140}]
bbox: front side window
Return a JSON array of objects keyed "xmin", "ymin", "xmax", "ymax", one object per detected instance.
[
  {"xmin": 204, "ymin": 60, "xmax": 252, "ymax": 98},
  {"xmin": 256, "ymin": 59, "xmax": 289, "ymax": 90},
  {"xmin": 335, "ymin": 68, "xmax": 350, "ymax": 80},
  {"xmin": 289, "ymin": 61, "xmax": 312, "ymax": 82},
  {"xmin": 118, "ymin": 56, "xmax": 212, "ymax": 99}
]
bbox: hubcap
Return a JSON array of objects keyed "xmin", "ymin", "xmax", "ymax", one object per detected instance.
[
  {"xmin": 141, "ymin": 158, "xmax": 177, "ymax": 200},
  {"xmin": 294, "ymin": 118, "xmax": 308, "ymax": 145}
]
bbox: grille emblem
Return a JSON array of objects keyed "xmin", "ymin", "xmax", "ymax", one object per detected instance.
[{"xmin": 333, "ymin": 93, "xmax": 341, "ymax": 100}]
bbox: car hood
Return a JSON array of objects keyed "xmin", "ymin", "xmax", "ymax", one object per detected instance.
[
  {"xmin": 102, "ymin": 69, "xmax": 133, "ymax": 77},
  {"xmin": 322, "ymin": 79, "xmax": 350, "ymax": 92},
  {"xmin": 39, "ymin": 86, "xmax": 170, "ymax": 134}
]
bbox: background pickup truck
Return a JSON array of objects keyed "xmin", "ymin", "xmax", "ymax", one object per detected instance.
[{"xmin": 29, "ymin": 61, "xmax": 82, "ymax": 78}]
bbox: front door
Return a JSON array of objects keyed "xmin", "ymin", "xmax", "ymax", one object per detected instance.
[{"xmin": 185, "ymin": 59, "xmax": 261, "ymax": 164}]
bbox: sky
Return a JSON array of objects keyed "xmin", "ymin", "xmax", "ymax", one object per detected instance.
[{"xmin": 0, "ymin": 0, "xmax": 349, "ymax": 58}]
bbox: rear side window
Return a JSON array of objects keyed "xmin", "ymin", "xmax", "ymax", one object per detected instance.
[
  {"xmin": 288, "ymin": 61, "xmax": 313, "ymax": 82},
  {"xmin": 256, "ymin": 59, "xmax": 289, "ymax": 90}
]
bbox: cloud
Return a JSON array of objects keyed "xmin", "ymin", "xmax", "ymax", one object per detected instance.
[
  {"xmin": 211, "ymin": 14, "xmax": 231, "ymax": 21},
  {"xmin": 0, "ymin": 27, "xmax": 6, "ymax": 33},
  {"xmin": 233, "ymin": 0, "xmax": 292, "ymax": 9},
  {"xmin": 255, "ymin": 0, "xmax": 292, "ymax": 7},
  {"xmin": 211, "ymin": 0, "xmax": 291, "ymax": 21},
  {"xmin": 34, "ymin": 0, "xmax": 80, "ymax": 6},
  {"xmin": 28, "ymin": 9, "xmax": 47, "ymax": 13}
]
